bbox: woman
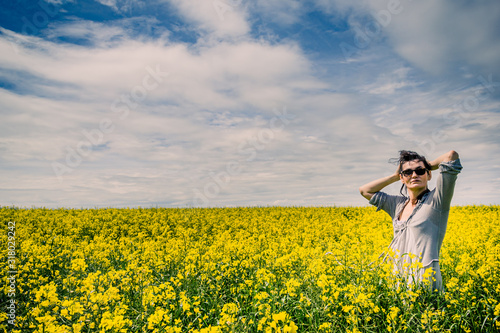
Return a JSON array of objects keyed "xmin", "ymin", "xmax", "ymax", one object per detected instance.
[{"xmin": 359, "ymin": 150, "xmax": 462, "ymax": 292}]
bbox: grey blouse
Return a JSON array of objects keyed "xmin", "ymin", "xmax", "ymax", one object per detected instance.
[{"xmin": 369, "ymin": 159, "xmax": 463, "ymax": 267}]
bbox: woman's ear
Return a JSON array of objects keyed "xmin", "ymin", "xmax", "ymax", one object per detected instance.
[{"xmin": 427, "ymin": 170, "xmax": 432, "ymax": 181}]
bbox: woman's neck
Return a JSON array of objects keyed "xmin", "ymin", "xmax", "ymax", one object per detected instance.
[{"xmin": 408, "ymin": 187, "xmax": 429, "ymax": 205}]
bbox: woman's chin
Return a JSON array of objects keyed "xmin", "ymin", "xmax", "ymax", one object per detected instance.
[{"xmin": 407, "ymin": 183, "xmax": 426, "ymax": 190}]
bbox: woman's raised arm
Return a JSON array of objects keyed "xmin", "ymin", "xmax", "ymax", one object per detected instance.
[
  {"xmin": 429, "ymin": 150, "xmax": 459, "ymax": 171},
  {"xmin": 359, "ymin": 173, "xmax": 400, "ymax": 201}
]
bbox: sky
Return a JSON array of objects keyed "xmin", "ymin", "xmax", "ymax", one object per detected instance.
[{"xmin": 0, "ymin": 0, "xmax": 499, "ymax": 208}]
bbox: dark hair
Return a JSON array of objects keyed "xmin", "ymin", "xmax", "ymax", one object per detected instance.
[
  {"xmin": 389, "ymin": 150, "xmax": 431, "ymax": 198},
  {"xmin": 391, "ymin": 150, "xmax": 432, "ymax": 172}
]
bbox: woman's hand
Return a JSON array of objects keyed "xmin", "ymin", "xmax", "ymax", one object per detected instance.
[{"xmin": 395, "ymin": 162, "xmax": 402, "ymax": 176}]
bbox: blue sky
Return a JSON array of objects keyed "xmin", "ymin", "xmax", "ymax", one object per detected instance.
[{"xmin": 1, "ymin": 0, "xmax": 499, "ymax": 208}]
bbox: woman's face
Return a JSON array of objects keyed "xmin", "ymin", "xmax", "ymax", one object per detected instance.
[{"xmin": 400, "ymin": 160, "xmax": 431, "ymax": 190}]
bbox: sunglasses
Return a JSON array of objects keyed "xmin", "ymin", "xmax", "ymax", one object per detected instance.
[{"xmin": 400, "ymin": 167, "xmax": 428, "ymax": 177}]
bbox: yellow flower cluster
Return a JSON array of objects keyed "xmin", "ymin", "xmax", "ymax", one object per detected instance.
[{"xmin": 0, "ymin": 205, "xmax": 499, "ymax": 332}]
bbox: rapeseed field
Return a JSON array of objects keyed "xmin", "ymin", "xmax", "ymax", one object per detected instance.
[{"xmin": 1, "ymin": 205, "xmax": 499, "ymax": 332}]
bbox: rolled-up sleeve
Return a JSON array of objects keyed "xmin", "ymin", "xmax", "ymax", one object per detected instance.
[
  {"xmin": 439, "ymin": 158, "xmax": 463, "ymax": 175},
  {"xmin": 433, "ymin": 159, "xmax": 463, "ymax": 211},
  {"xmin": 369, "ymin": 191, "xmax": 386, "ymax": 212},
  {"xmin": 369, "ymin": 191, "xmax": 400, "ymax": 219}
]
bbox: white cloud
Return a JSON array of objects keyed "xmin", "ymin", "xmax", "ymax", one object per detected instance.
[
  {"xmin": 166, "ymin": 0, "xmax": 250, "ymax": 38},
  {"xmin": 364, "ymin": 0, "xmax": 500, "ymax": 78},
  {"xmin": 312, "ymin": 0, "xmax": 500, "ymax": 82},
  {"xmin": 253, "ymin": 0, "xmax": 304, "ymax": 26},
  {"xmin": 44, "ymin": 19, "xmax": 128, "ymax": 45},
  {"xmin": 94, "ymin": 0, "xmax": 145, "ymax": 14},
  {"xmin": 2, "ymin": 27, "xmax": 313, "ymax": 110},
  {"xmin": 360, "ymin": 67, "xmax": 417, "ymax": 95},
  {"xmin": 0, "ymin": 24, "xmax": 349, "ymax": 207}
]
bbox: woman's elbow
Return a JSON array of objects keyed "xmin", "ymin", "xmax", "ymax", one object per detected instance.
[
  {"xmin": 359, "ymin": 187, "xmax": 373, "ymax": 200},
  {"xmin": 359, "ymin": 186, "xmax": 366, "ymax": 196},
  {"xmin": 448, "ymin": 150, "xmax": 459, "ymax": 161}
]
